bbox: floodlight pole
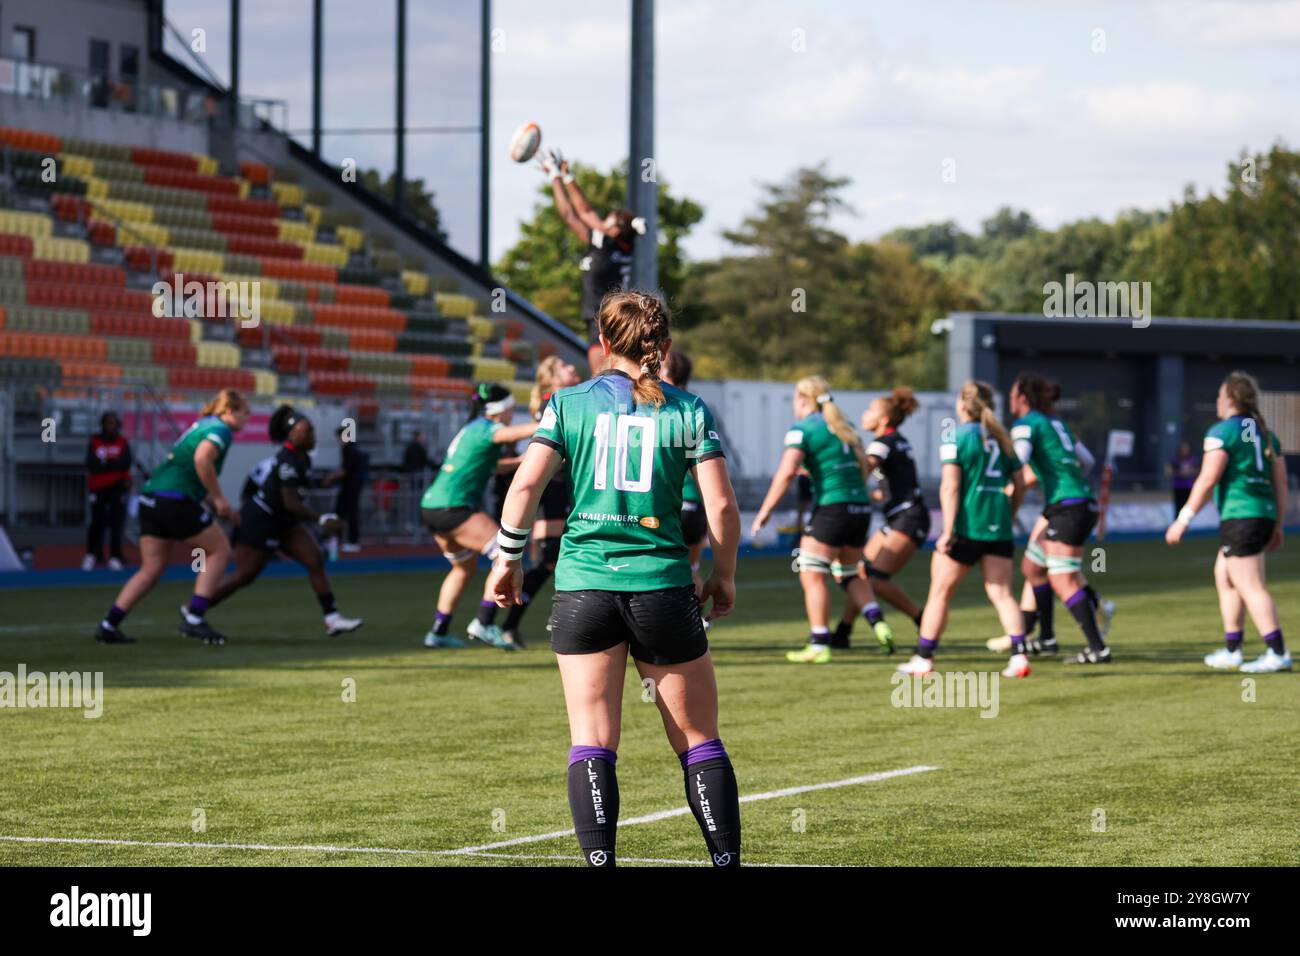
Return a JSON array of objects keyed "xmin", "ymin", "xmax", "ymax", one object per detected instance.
[
  {"xmin": 480, "ymin": 0, "xmax": 492, "ymax": 269},
  {"xmin": 628, "ymin": 0, "xmax": 657, "ymax": 292},
  {"xmin": 311, "ymin": 0, "xmax": 323, "ymax": 156},
  {"xmin": 229, "ymin": 0, "xmax": 240, "ymax": 126},
  {"xmin": 395, "ymin": 0, "xmax": 407, "ymax": 216}
]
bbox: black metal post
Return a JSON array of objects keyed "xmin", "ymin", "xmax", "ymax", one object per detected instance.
[
  {"xmin": 229, "ymin": 0, "xmax": 240, "ymax": 127},
  {"xmin": 312, "ymin": 0, "xmax": 323, "ymax": 155},
  {"xmin": 628, "ymin": 0, "xmax": 657, "ymax": 291},
  {"xmin": 395, "ymin": 0, "xmax": 407, "ymax": 216},
  {"xmin": 479, "ymin": 0, "xmax": 491, "ymax": 268}
]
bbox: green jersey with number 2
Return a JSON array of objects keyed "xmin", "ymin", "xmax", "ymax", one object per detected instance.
[
  {"xmin": 940, "ymin": 422, "xmax": 1013, "ymax": 541},
  {"xmin": 531, "ymin": 369, "xmax": 725, "ymax": 592},
  {"xmin": 1204, "ymin": 416, "xmax": 1281, "ymax": 520}
]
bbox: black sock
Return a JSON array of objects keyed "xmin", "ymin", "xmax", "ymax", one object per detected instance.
[
  {"xmin": 1263, "ymin": 629, "xmax": 1286, "ymax": 655},
  {"xmin": 1085, "ymin": 584, "xmax": 1100, "ymax": 608},
  {"xmin": 912, "ymin": 606, "xmax": 923, "ymax": 628},
  {"xmin": 316, "ymin": 591, "xmax": 337, "ymax": 615},
  {"xmin": 1066, "ymin": 589, "xmax": 1105, "ymax": 652},
  {"xmin": 1023, "ymin": 609, "xmax": 1039, "ymax": 636},
  {"xmin": 503, "ymin": 565, "xmax": 553, "ymax": 631},
  {"xmin": 433, "ymin": 610, "xmax": 452, "ymax": 636},
  {"xmin": 475, "ymin": 599, "xmax": 497, "ymax": 627},
  {"xmin": 185, "ymin": 595, "xmax": 210, "ymax": 621},
  {"xmin": 680, "ymin": 740, "xmax": 741, "ymax": 868},
  {"xmin": 831, "ymin": 620, "xmax": 852, "ymax": 646},
  {"xmin": 1032, "ymin": 583, "xmax": 1054, "ymax": 641},
  {"xmin": 568, "ymin": 747, "xmax": 619, "ymax": 867},
  {"xmin": 104, "ymin": 604, "xmax": 126, "ymax": 627}
]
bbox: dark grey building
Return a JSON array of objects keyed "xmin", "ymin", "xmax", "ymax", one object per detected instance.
[{"xmin": 946, "ymin": 313, "xmax": 1300, "ymax": 486}]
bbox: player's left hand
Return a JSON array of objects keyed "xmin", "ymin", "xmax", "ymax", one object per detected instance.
[
  {"xmin": 701, "ymin": 572, "xmax": 735, "ymax": 620},
  {"xmin": 1267, "ymin": 526, "xmax": 1284, "ymax": 552},
  {"xmin": 1164, "ymin": 523, "xmax": 1184, "ymax": 546},
  {"xmin": 488, "ymin": 560, "xmax": 523, "ymax": 608}
]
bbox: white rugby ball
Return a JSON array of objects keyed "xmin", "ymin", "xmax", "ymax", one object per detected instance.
[{"xmin": 509, "ymin": 122, "xmax": 542, "ymax": 163}]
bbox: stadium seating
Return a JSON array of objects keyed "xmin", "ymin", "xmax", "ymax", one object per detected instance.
[{"xmin": 0, "ymin": 124, "xmax": 533, "ymax": 407}]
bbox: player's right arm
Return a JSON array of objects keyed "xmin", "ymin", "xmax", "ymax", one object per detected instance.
[
  {"xmin": 492, "ymin": 421, "xmax": 539, "ymax": 444},
  {"xmin": 1269, "ymin": 445, "xmax": 1287, "ymax": 552},
  {"xmin": 194, "ymin": 439, "xmax": 236, "ymax": 523},
  {"xmin": 542, "ymin": 153, "xmax": 591, "ymax": 243},
  {"xmin": 488, "ymin": 442, "xmax": 564, "ymax": 606},
  {"xmin": 557, "ymin": 155, "xmax": 606, "ymax": 232},
  {"xmin": 1166, "ymin": 433, "xmax": 1228, "ymax": 545},
  {"xmin": 751, "ymin": 445, "xmax": 803, "ymax": 537},
  {"xmin": 695, "ymin": 456, "xmax": 740, "ymax": 620}
]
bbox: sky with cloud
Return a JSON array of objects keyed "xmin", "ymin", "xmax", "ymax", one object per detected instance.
[{"xmin": 162, "ymin": 0, "xmax": 1298, "ymax": 263}]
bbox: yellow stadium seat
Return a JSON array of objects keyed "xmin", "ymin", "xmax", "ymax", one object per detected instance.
[
  {"xmin": 0, "ymin": 210, "xmax": 53, "ymax": 238},
  {"xmin": 401, "ymin": 269, "xmax": 431, "ymax": 296}
]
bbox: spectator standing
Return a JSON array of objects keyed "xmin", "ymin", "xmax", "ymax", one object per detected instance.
[
  {"xmin": 83, "ymin": 412, "xmax": 133, "ymax": 571},
  {"xmin": 1170, "ymin": 440, "xmax": 1200, "ymax": 515}
]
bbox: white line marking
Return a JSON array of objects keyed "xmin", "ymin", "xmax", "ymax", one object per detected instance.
[
  {"xmin": 0, "ymin": 765, "xmax": 939, "ymax": 866},
  {"xmin": 460, "ymin": 851, "xmax": 832, "ymax": 867},
  {"xmin": 446, "ymin": 764, "xmax": 940, "ymax": 854}
]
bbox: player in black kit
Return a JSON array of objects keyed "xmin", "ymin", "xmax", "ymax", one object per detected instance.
[
  {"xmin": 209, "ymin": 405, "xmax": 363, "ymax": 637},
  {"xmin": 833, "ymin": 388, "xmax": 929, "ymax": 646},
  {"xmin": 539, "ymin": 148, "xmax": 641, "ymax": 374}
]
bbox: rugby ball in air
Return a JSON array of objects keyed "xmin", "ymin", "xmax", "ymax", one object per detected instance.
[{"xmin": 509, "ymin": 122, "xmax": 542, "ymax": 163}]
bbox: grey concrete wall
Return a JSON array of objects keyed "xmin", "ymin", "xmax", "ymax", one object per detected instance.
[{"xmin": 0, "ymin": 92, "xmax": 210, "ymax": 153}]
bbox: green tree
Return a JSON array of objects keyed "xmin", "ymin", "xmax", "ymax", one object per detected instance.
[{"xmin": 495, "ymin": 161, "xmax": 704, "ymax": 336}]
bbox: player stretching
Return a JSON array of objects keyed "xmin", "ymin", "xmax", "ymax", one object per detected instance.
[
  {"xmin": 832, "ymin": 388, "xmax": 929, "ymax": 647},
  {"xmin": 498, "ymin": 357, "xmax": 581, "ymax": 648},
  {"xmin": 539, "ymin": 148, "xmax": 639, "ymax": 374},
  {"xmin": 487, "ymin": 291, "xmax": 743, "ymax": 868},
  {"xmin": 94, "ymin": 389, "xmax": 249, "ymax": 645},
  {"xmin": 1167, "ymin": 371, "xmax": 1289, "ymax": 673},
  {"xmin": 660, "ymin": 350, "xmax": 709, "ymax": 594},
  {"xmin": 1008, "ymin": 373, "xmax": 1112, "ymax": 665},
  {"xmin": 752, "ymin": 377, "xmax": 895, "ymax": 663},
  {"xmin": 207, "ymin": 405, "xmax": 363, "ymax": 636},
  {"xmin": 898, "ymin": 381, "xmax": 1029, "ymax": 678},
  {"xmin": 420, "ymin": 384, "xmax": 537, "ymax": 649}
]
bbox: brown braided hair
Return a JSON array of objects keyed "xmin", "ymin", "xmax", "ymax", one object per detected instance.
[
  {"xmin": 597, "ymin": 290, "xmax": 670, "ymax": 407},
  {"xmin": 1223, "ymin": 370, "xmax": 1274, "ymax": 462}
]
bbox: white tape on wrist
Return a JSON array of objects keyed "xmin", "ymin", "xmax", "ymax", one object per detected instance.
[
  {"xmin": 1176, "ymin": 506, "xmax": 1196, "ymax": 527},
  {"xmin": 318, "ymin": 513, "xmax": 338, "ymax": 527},
  {"xmin": 496, "ymin": 522, "xmax": 530, "ymax": 562}
]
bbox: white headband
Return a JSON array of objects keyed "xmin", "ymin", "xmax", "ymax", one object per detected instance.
[
  {"xmin": 484, "ymin": 394, "xmax": 516, "ymax": 416},
  {"xmin": 816, "ymin": 392, "xmax": 832, "ymax": 405},
  {"xmin": 631, "ymin": 216, "xmax": 647, "ymax": 235}
]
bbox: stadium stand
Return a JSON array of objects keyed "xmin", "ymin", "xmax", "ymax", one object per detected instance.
[{"xmin": 0, "ymin": 124, "xmax": 535, "ymax": 413}]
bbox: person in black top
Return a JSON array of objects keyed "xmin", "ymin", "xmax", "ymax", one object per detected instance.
[
  {"xmin": 209, "ymin": 405, "xmax": 363, "ymax": 637},
  {"xmin": 832, "ymin": 388, "xmax": 929, "ymax": 647},
  {"xmin": 539, "ymin": 148, "xmax": 640, "ymax": 374},
  {"xmin": 83, "ymin": 411, "xmax": 134, "ymax": 571},
  {"xmin": 326, "ymin": 425, "xmax": 369, "ymax": 552}
]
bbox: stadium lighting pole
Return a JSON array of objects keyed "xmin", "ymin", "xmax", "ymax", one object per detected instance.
[
  {"xmin": 312, "ymin": 0, "xmax": 323, "ymax": 156},
  {"xmin": 628, "ymin": 0, "xmax": 657, "ymax": 291},
  {"xmin": 229, "ymin": 0, "xmax": 240, "ymax": 127},
  {"xmin": 395, "ymin": 0, "xmax": 407, "ymax": 217},
  {"xmin": 479, "ymin": 0, "xmax": 491, "ymax": 269}
]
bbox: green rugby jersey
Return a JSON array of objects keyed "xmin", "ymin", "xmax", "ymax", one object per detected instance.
[
  {"xmin": 940, "ymin": 422, "xmax": 1013, "ymax": 541},
  {"xmin": 144, "ymin": 416, "xmax": 233, "ymax": 501},
  {"xmin": 1204, "ymin": 416, "xmax": 1282, "ymax": 520},
  {"xmin": 421, "ymin": 417, "xmax": 505, "ymax": 510},
  {"xmin": 1010, "ymin": 410, "xmax": 1093, "ymax": 504},
  {"xmin": 783, "ymin": 413, "xmax": 869, "ymax": 506},
  {"xmin": 531, "ymin": 369, "xmax": 725, "ymax": 592}
]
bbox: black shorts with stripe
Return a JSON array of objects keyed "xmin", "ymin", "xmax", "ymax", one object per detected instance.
[
  {"xmin": 138, "ymin": 493, "xmax": 212, "ymax": 540},
  {"xmin": 1220, "ymin": 518, "xmax": 1276, "ymax": 558},
  {"xmin": 549, "ymin": 585, "xmax": 708, "ymax": 665},
  {"xmin": 805, "ymin": 502, "xmax": 872, "ymax": 549}
]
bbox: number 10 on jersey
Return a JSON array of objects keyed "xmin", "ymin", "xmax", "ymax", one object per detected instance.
[{"xmin": 593, "ymin": 412, "xmax": 655, "ymax": 492}]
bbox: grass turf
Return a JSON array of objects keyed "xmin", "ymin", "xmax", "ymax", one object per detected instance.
[{"xmin": 1, "ymin": 537, "xmax": 1296, "ymax": 866}]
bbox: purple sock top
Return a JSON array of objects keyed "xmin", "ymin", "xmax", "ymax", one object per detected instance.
[
  {"xmin": 1225, "ymin": 631, "xmax": 1243, "ymax": 639},
  {"xmin": 569, "ymin": 745, "xmax": 616, "ymax": 767},
  {"xmin": 679, "ymin": 738, "xmax": 728, "ymax": 769},
  {"xmin": 435, "ymin": 610, "xmax": 452, "ymax": 622},
  {"xmin": 188, "ymin": 595, "xmax": 211, "ymax": 613},
  {"xmin": 1065, "ymin": 589, "xmax": 1089, "ymax": 609},
  {"xmin": 1032, "ymin": 582, "xmax": 1052, "ymax": 594},
  {"xmin": 1263, "ymin": 630, "xmax": 1282, "ymax": 641},
  {"xmin": 480, "ymin": 599, "xmax": 497, "ymax": 609}
]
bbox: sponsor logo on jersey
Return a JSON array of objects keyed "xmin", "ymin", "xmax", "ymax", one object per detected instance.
[
  {"xmin": 604, "ymin": 563, "xmax": 630, "ymax": 571},
  {"xmin": 639, "ymin": 516, "xmax": 660, "ymax": 529}
]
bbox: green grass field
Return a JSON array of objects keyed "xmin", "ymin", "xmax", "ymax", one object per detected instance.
[{"xmin": 2, "ymin": 537, "xmax": 1296, "ymax": 867}]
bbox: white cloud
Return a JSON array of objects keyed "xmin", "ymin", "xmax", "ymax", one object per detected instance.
[
  {"xmin": 1156, "ymin": 1, "xmax": 1300, "ymax": 46},
  {"xmin": 1073, "ymin": 82, "xmax": 1276, "ymax": 136}
]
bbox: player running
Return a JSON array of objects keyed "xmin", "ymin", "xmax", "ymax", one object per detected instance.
[
  {"xmin": 898, "ymin": 381, "xmax": 1029, "ymax": 678},
  {"xmin": 94, "ymin": 388, "xmax": 249, "ymax": 645},
  {"xmin": 831, "ymin": 388, "xmax": 930, "ymax": 647},
  {"xmin": 487, "ymin": 290, "xmax": 742, "ymax": 868},
  {"xmin": 1005, "ymin": 373, "xmax": 1113, "ymax": 665},
  {"xmin": 206, "ymin": 405, "xmax": 363, "ymax": 636},
  {"xmin": 660, "ymin": 350, "xmax": 709, "ymax": 594},
  {"xmin": 498, "ymin": 356, "xmax": 582, "ymax": 648},
  {"xmin": 751, "ymin": 377, "xmax": 895, "ymax": 663},
  {"xmin": 1166, "ymin": 371, "xmax": 1289, "ymax": 673},
  {"xmin": 420, "ymin": 383, "xmax": 538, "ymax": 649}
]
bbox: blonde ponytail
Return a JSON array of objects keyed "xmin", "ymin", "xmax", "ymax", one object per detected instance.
[
  {"xmin": 797, "ymin": 376, "xmax": 869, "ymax": 478},
  {"xmin": 960, "ymin": 380, "xmax": 1015, "ymax": 460},
  {"xmin": 531, "ymin": 355, "xmax": 564, "ymax": 417},
  {"xmin": 201, "ymin": 388, "xmax": 246, "ymax": 419}
]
